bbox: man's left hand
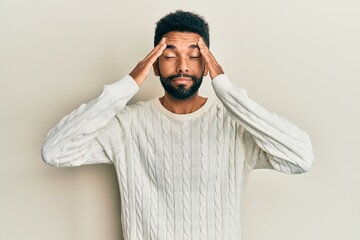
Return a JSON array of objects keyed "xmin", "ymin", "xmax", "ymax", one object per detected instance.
[{"xmin": 198, "ymin": 38, "xmax": 224, "ymax": 80}]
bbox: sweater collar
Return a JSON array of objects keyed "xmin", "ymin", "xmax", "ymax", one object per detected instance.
[{"xmin": 152, "ymin": 97, "xmax": 215, "ymax": 121}]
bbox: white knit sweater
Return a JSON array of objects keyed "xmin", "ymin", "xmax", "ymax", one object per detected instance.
[{"xmin": 42, "ymin": 74, "xmax": 314, "ymax": 240}]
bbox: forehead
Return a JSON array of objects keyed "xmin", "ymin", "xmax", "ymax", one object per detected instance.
[{"xmin": 163, "ymin": 31, "xmax": 201, "ymax": 47}]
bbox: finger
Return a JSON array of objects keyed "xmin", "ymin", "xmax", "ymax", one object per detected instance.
[
  {"xmin": 199, "ymin": 38, "xmax": 222, "ymax": 67},
  {"xmin": 144, "ymin": 37, "xmax": 166, "ymax": 58},
  {"xmin": 143, "ymin": 37, "xmax": 167, "ymax": 61},
  {"xmin": 143, "ymin": 40, "xmax": 167, "ymax": 69},
  {"xmin": 198, "ymin": 38, "xmax": 224, "ymax": 79},
  {"xmin": 198, "ymin": 38, "xmax": 213, "ymax": 63},
  {"xmin": 198, "ymin": 38, "xmax": 216, "ymax": 67},
  {"xmin": 150, "ymin": 39, "xmax": 167, "ymax": 60}
]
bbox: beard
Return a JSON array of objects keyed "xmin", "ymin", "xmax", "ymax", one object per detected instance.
[{"xmin": 159, "ymin": 71, "xmax": 204, "ymax": 100}]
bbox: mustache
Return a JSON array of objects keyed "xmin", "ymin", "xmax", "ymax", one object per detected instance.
[{"xmin": 165, "ymin": 73, "xmax": 197, "ymax": 82}]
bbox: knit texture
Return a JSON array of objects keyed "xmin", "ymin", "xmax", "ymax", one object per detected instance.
[{"xmin": 42, "ymin": 74, "xmax": 314, "ymax": 240}]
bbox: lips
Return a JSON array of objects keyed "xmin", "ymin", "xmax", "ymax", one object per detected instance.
[{"xmin": 172, "ymin": 77, "xmax": 192, "ymax": 84}]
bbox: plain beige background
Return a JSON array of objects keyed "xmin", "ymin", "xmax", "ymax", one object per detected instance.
[{"xmin": 1, "ymin": 0, "xmax": 359, "ymax": 239}]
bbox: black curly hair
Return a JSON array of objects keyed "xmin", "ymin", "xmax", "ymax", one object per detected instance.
[{"xmin": 154, "ymin": 10, "xmax": 210, "ymax": 48}]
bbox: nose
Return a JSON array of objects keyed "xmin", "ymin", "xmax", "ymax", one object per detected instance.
[{"xmin": 176, "ymin": 57, "xmax": 189, "ymax": 73}]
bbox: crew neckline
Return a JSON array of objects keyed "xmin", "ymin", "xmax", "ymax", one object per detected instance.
[{"xmin": 152, "ymin": 97, "xmax": 215, "ymax": 121}]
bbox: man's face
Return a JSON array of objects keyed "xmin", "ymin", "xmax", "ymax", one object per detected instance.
[{"xmin": 153, "ymin": 31, "xmax": 208, "ymax": 99}]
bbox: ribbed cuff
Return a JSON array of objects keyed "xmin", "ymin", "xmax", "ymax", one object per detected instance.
[
  {"xmin": 106, "ymin": 74, "xmax": 139, "ymax": 97},
  {"xmin": 211, "ymin": 74, "xmax": 247, "ymax": 98}
]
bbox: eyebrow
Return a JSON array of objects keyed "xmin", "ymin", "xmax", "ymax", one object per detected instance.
[{"xmin": 166, "ymin": 44, "xmax": 199, "ymax": 50}]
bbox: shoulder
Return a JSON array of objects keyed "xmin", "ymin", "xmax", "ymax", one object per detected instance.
[
  {"xmin": 116, "ymin": 99, "xmax": 153, "ymax": 115},
  {"xmin": 210, "ymin": 98, "xmax": 245, "ymax": 129},
  {"xmin": 209, "ymin": 98, "xmax": 229, "ymax": 116}
]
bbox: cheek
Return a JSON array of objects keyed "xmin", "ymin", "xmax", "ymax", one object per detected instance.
[
  {"xmin": 158, "ymin": 59, "xmax": 174, "ymax": 74},
  {"xmin": 192, "ymin": 59, "xmax": 206, "ymax": 73},
  {"xmin": 196, "ymin": 59, "xmax": 206, "ymax": 68}
]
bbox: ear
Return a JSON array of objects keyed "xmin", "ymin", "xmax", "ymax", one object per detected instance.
[
  {"xmin": 153, "ymin": 59, "xmax": 160, "ymax": 76},
  {"xmin": 203, "ymin": 63, "xmax": 209, "ymax": 77}
]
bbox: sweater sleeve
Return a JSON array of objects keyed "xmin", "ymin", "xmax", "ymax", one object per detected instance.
[
  {"xmin": 211, "ymin": 74, "xmax": 314, "ymax": 174},
  {"xmin": 41, "ymin": 75, "xmax": 139, "ymax": 167}
]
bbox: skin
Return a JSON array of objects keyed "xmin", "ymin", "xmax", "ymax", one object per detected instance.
[{"xmin": 129, "ymin": 31, "xmax": 224, "ymax": 114}]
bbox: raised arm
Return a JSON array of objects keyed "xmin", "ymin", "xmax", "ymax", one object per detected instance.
[
  {"xmin": 198, "ymin": 38, "xmax": 314, "ymax": 174},
  {"xmin": 42, "ymin": 38, "xmax": 167, "ymax": 167},
  {"xmin": 41, "ymin": 76, "xmax": 139, "ymax": 167},
  {"xmin": 212, "ymin": 75, "xmax": 313, "ymax": 173}
]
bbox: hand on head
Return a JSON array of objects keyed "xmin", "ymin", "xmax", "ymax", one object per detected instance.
[
  {"xmin": 129, "ymin": 36, "xmax": 224, "ymax": 86},
  {"xmin": 129, "ymin": 37, "xmax": 167, "ymax": 86},
  {"xmin": 197, "ymin": 38, "xmax": 224, "ymax": 80}
]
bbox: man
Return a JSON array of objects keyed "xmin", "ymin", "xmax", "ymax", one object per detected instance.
[{"xmin": 42, "ymin": 10, "xmax": 314, "ymax": 240}]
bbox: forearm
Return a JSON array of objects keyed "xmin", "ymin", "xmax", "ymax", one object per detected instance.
[
  {"xmin": 41, "ymin": 75, "xmax": 139, "ymax": 167},
  {"xmin": 212, "ymin": 74, "xmax": 314, "ymax": 173}
]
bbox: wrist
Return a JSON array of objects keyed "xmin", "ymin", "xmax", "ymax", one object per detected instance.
[
  {"xmin": 210, "ymin": 70, "xmax": 225, "ymax": 80},
  {"xmin": 129, "ymin": 73, "xmax": 142, "ymax": 86}
]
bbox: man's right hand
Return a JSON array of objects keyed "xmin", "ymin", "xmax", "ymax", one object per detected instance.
[{"xmin": 129, "ymin": 37, "xmax": 167, "ymax": 86}]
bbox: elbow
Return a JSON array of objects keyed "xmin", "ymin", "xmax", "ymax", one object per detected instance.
[
  {"xmin": 293, "ymin": 151, "xmax": 314, "ymax": 174},
  {"xmin": 41, "ymin": 147, "xmax": 59, "ymax": 167},
  {"xmin": 41, "ymin": 147, "xmax": 52, "ymax": 166},
  {"xmin": 276, "ymin": 152, "xmax": 314, "ymax": 174},
  {"xmin": 289, "ymin": 134, "xmax": 315, "ymax": 174},
  {"xmin": 41, "ymin": 145, "xmax": 81, "ymax": 167},
  {"xmin": 300, "ymin": 152, "xmax": 315, "ymax": 173},
  {"xmin": 299, "ymin": 131, "xmax": 315, "ymax": 173},
  {"xmin": 270, "ymin": 153, "xmax": 314, "ymax": 174}
]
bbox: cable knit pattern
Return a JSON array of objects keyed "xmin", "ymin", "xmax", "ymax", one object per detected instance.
[
  {"xmin": 161, "ymin": 116, "xmax": 174, "ymax": 240},
  {"xmin": 199, "ymin": 112, "xmax": 209, "ymax": 240},
  {"xmin": 42, "ymin": 74, "xmax": 314, "ymax": 240},
  {"xmin": 181, "ymin": 121, "xmax": 191, "ymax": 240},
  {"xmin": 145, "ymin": 106, "xmax": 157, "ymax": 240},
  {"xmin": 131, "ymin": 110, "xmax": 143, "ymax": 240},
  {"xmin": 117, "ymin": 114, "xmax": 130, "ymax": 240},
  {"xmin": 228, "ymin": 120, "xmax": 236, "ymax": 240},
  {"xmin": 214, "ymin": 103, "xmax": 223, "ymax": 240}
]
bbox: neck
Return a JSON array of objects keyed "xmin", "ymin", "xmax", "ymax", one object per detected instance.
[{"xmin": 159, "ymin": 92, "xmax": 207, "ymax": 114}]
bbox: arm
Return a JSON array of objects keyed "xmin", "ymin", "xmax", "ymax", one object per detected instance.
[
  {"xmin": 198, "ymin": 38, "xmax": 314, "ymax": 174},
  {"xmin": 41, "ymin": 75, "xmax": 139, "ymax": 167},
  {"xmin": 42, "ymin": 38, "xmax": 167, "ymax": 167},
  {"xmin": 212, "ymin": 74, "xmax": 314, "ymax": 174}
]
